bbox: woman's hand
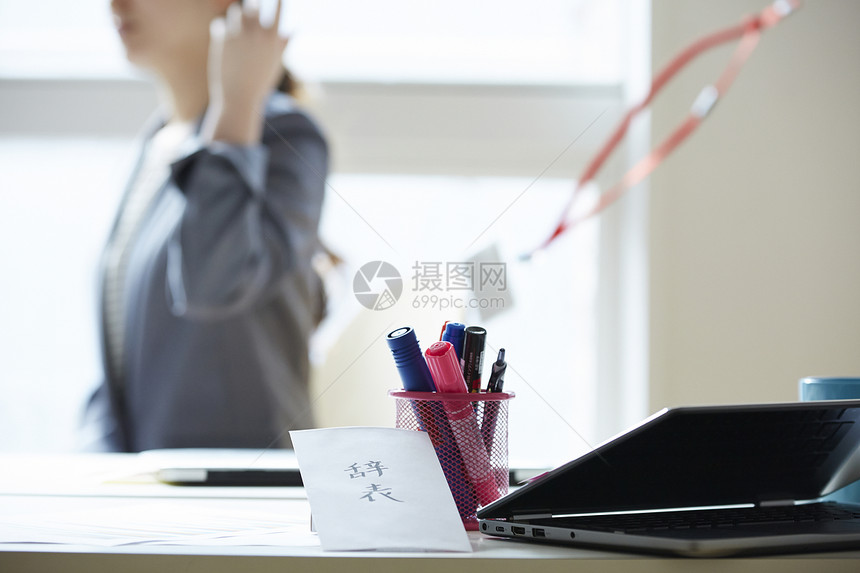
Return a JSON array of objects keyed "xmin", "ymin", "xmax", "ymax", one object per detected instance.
[{"xmin": 204, "ymin": 0, "xmax": 288, "ymax": 145}]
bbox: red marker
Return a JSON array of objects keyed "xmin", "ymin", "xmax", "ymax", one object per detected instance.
[{"xmin": 425, "ymin": 341, "xmax": 498, "ymax": 506}]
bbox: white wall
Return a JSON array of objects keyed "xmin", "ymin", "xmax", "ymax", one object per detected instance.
[{"xmin": 648, "ymin": 0, "xmax": 860, "ymax": 409}]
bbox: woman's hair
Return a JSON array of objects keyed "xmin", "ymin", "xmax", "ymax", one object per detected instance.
[{"xmin": 276, "ymin": 67, "xmax": 298, "ymax": 97}]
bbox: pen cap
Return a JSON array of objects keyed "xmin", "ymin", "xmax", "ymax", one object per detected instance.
[
  {"xmin": 386, "ymin": 327, "xmax": 437, "ymax": 392},
  {"xmin": 441, "ymin": 322, "xmax": 467, "ymax": 361},
  {"xmin": 425, "ymin": 341, "xmax": 468, "ymax": 394},
  {"xmin": 487, "ymin": 348, "xmax": 507, "ymax": 393},
  {"xmin": 462, "ymin": 326, "xmax": 487, "ymax": 390}
]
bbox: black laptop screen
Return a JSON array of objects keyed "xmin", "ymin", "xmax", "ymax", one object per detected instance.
[{"xmin": 481, "ymin": 402, "xmax": 860, "ymax": 518}]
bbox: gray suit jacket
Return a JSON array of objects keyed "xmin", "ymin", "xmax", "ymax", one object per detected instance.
[{"xmin": 84, "ymin": 93, "xmax": 328, "ymax": 452}]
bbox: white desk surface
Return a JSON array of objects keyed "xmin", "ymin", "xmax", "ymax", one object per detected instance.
[{"xmin": 1, "ymin": 453, "xmax": 858, "ymax": 573}]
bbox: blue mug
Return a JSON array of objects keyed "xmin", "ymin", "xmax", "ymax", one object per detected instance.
[{"xmin": 799, "ymin": 376, "xmax": 860, "ymax": 505}]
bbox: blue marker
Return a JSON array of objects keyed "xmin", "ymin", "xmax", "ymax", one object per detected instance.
[
  {"xmin": 441, "ymin": 322, "xmax": 467, "ymax": 363},
  {"xmin": 386, "ymin": 327, "xmax": 436, "ymax": 392}
]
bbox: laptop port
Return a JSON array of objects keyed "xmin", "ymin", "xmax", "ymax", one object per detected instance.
[
  {"xmin": 495, "ymin": 526, "xmax": 505, "ymax": 532},
  {"xmin": 533, "ymin": 528, "xmax": 546, "ymax": 538},
  {"xmin": 511, "ymin": 526, "xmax": 526, "ymax": 536}
]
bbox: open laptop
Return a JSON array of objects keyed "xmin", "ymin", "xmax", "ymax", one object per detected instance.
[{"xmin": 478, "ymin": 400, "xmax": 860, "ymax": 557}]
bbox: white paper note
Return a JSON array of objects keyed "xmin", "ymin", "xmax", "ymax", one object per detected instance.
[{"xmin": 290, "ymin": 427, "xmax": 472, "ymax": 552}]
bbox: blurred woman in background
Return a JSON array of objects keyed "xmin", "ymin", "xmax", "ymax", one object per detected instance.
[{"xmin": 82, "ymin": 0, "xmax": 328, "ymax": 451}]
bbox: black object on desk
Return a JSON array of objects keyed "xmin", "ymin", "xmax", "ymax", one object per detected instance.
[
  {"xmin": 157, "ymin": 467, "xmax": 303, "ymax": 487},
  {"xmin": 479, "ymin": 400, "xmax": 860, "ymax": 557}
]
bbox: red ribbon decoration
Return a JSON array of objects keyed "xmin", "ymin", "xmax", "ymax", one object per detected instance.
[{"xmin": 529, "ymin": 0, "xmax": 800, "ymax": 257}]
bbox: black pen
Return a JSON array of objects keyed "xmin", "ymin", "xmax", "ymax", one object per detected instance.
[
  {"xmin": 462, "ymin": 326, "xmax": 487, "ymax": 393},
  {"xmin": 486, "ymin": 348, "xmax": 506, "ymax": 393},
  {"xmin": 481, "ymin": 348, "xmax": 507, "ymax": 455}
]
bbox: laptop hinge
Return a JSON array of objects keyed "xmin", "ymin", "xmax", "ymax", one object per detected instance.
[
  {"xmin": 757, "ymin": 499, "xmax": 795, "ymax": 508},
  {"xmin": 512, "ymin": 512, "xmax": 553, "ymax": 520}
]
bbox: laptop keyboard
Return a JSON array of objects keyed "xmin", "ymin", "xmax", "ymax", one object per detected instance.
[{"xmin": 548, "ymin": 502, "xmax": 860, "ymax": 534}]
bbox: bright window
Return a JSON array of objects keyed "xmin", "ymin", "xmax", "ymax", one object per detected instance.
[
  {"xmin": 0, "ymin": 0, "xmax": 622, "ymax": 84},
  {"xmin": 284, "ymin": 0, "xmax": 622, "ymax": 84},
  {"xmin": 315, "ymin": 174, "xmax": 599, "ymax": 467},
  {"xmin": 0, "ymin": 0, "xmax": 640, "ymax": 468}
]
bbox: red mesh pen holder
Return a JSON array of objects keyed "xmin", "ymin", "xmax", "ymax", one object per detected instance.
[{"xmin": 390, "ymin": 390, "xmax": 514, "ymax": 530}]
